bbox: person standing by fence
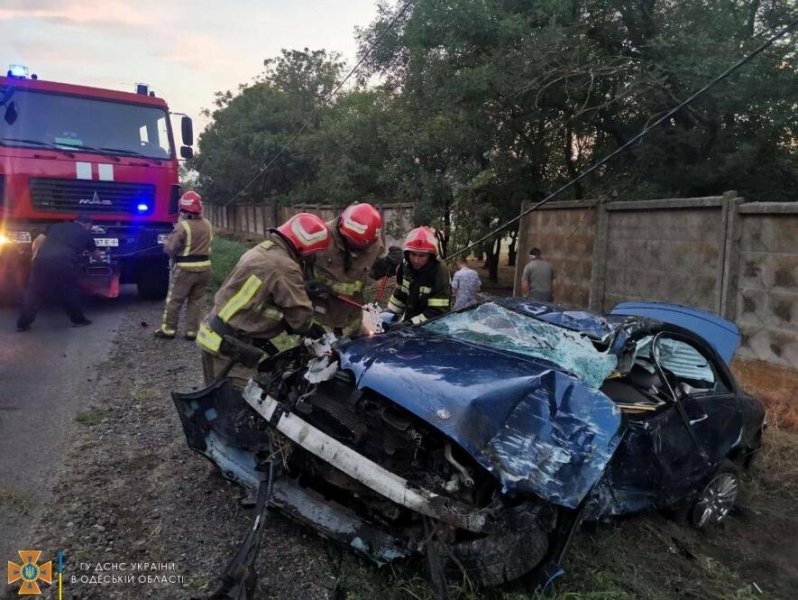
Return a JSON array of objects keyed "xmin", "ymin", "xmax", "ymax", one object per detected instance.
[
  {"xmin": 521, "ymin": 247, "xmax": 555, "ymax": 303},
  {"xmin": 451, "ymin": 255, "xmax": 481, "ymax": 310}
]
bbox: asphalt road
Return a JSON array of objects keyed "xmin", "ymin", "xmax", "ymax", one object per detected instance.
[{"xmin": 0, "ymin": 288, "xmax": 136, "ymax": 562}]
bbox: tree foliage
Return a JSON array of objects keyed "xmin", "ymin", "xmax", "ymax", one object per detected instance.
[{"xmin": 192, "ymin": 0, "xmax": 798, "ymax": 279}]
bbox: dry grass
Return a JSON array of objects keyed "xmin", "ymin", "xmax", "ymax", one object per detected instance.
[
  {"xmin": 760, "ymin": 395, "xmax": 798, "ymax": 432},
  {"xmin": 756, "ymin": 424, "xmax": 798, "ymax": 494}
]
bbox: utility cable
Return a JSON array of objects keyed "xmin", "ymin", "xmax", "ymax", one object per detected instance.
[
  {"xmin": 222, "ymin": 0, "xmax": 415, "ymax": 207},
  {"xmin": 447, "ymin": 14, "xmax": 798, "ymax": 262}
]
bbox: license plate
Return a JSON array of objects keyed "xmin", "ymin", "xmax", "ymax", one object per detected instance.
[{"xmin": 95, "ymin": 238, "xmax": 118, "ymax": 247}]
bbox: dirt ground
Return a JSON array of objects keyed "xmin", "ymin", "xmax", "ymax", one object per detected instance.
[{"xmin": 2, "ymin": 256, "xmax": 798, "ymax": 600}]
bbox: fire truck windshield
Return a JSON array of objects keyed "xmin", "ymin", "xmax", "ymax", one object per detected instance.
[{"xmin": 0, "ymin": 89, "xmax": 174, "ymax": 160}]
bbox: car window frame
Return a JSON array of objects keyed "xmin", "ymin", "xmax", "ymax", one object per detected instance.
[{"xmin": 650, "ymin": 330, "xmax": 735, "ymax": 399}]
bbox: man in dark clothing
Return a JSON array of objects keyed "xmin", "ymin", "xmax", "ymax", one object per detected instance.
[{"xmin": 16, "ymin": 213, "xmax": 101, "ymax": 331}]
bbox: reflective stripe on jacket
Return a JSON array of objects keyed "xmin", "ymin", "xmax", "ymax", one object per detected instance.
[
  {"xmin": 196, "ymin": 234, "xmax": 313, "ymax": 356},
  {"xmin": 386, "ymin": 258, "xmax": 450, "ymax": 324},
  {"xmin": 164, "ymin": 217, "xmax": 213, "ymax": 271},
  {"xmin": 306, "ymin": 222, "xmax": 383, "ymax": 330}
]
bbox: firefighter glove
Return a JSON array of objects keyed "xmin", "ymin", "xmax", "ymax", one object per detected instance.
[
  {"xmin": 304, "ymin": 280, "xmax": 334, "ymax": 300},
  {"xmin": 386, "ymin": 246, "xmax": 403, "ymax": 267},
  {"xmin": 306, "ymin": 322, "xmax": 327, "ymax": 340}
]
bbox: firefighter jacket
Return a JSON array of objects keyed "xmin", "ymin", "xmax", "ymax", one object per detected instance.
[
  {"xmin": 386, "ymin": 258, "xmax": 451, "ymax": 324},
  {"xmin": 164, "ymin": 216, "xmax": 213, "ymax": 272},
  {"xmin": 196, "ymin": 233, "xmax": 314, "ymax": 356},
  {"xmin": 306, "ymin": 221, "xmax": 384, "ymax": 332}
]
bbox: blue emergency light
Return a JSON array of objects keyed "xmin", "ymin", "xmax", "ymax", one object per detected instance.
[
  {"xmin": 137, "ymin": 203, "xmax": 150, "ymax": 213},
  {"xmin": 7, "ymin": 64, "xmax": 28, "ymax": 78}
]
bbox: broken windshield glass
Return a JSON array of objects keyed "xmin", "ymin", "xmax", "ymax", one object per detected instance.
[{"xmin": 424, "ymin": 302, "xmax": 617, "ymax": 389}]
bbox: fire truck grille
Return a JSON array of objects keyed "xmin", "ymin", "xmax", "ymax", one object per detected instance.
[{"xmin": 29, "ymin": 178, "xmax": 156, "ymax": 214}]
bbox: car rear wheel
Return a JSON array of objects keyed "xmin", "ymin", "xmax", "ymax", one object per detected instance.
[{"xmin": 690, "ymin": 460, "xmax": 739, "ymax": 528}]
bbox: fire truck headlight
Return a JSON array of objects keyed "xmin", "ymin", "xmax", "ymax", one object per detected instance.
[
  {"xmin": 0, "ymin": 231, "xmax": 31, "ymax": 244},
  {"xmin": 136, "ymin": 203, "xmax": 149, "ymax": 213}
]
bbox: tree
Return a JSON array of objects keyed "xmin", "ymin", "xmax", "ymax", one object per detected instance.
[{"xmin": 190, "ymin": 49, "xmax": 346, "ymax": 209}]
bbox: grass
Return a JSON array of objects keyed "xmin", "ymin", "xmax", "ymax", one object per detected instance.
[
  {"xmin": 210, "ymin": 235, "xmax": 250, "ymax": 292},
  {"xmin": 74, "ymin": 407, "xmax": 107, "ymax": 426},
  {"xmin": 131, "ymin": 385, "xmax": 156, "ymax": 403}
]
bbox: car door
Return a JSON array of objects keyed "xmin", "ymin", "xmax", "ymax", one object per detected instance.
[{"xmin": 646, "ymin": 333, "xmax": 743, "ymax": 500}]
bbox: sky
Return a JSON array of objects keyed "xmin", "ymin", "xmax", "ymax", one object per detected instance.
[{"xmin": 0, "ymin": 0, "xmax": 381, "ymax": 134}]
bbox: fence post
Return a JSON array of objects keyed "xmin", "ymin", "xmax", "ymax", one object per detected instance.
[
  {"xmin": 719, "ymin": 190, "xmax": 742, "ymax": 320},
  {"xmin": 588, "ymin": 198, "xmax": 609, "ymax": 312},
  {"xmin": 514, "ymin": 202, "xmax": 531, "ymax": 297}
]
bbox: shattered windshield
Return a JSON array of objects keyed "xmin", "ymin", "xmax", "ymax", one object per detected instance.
[{"xmin": 424, "ymin": 302, "xmax": 618, "ymax": 389}]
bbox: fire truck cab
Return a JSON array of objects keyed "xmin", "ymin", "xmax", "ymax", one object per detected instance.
[{"xmin": 0, "ymin": 64, "xmax": 193, "ymax": 301}]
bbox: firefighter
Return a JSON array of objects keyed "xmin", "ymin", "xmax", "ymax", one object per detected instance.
[
  {"xmin": 197, "ymin": 213, "xmax": 330, "ymax": 389},
  {"xmin": 384, "ymin": 226, "xmax": 451, "ymax": 328},
  {"xmin": 155, "ymin": 191, "xmax": 214, "ymax": 340},
  {"xmin": 16, "ymin": 213, "xmax": 101, "ymax": 331},
  {"xmin": 304, "ymin": 203, "xmax": 403, "ymax": 336}
]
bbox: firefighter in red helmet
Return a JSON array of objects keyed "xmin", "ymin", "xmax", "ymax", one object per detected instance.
[
  {"xmin": 155, "ymin": 191, "xmax": 214, "ymax": 340},
  {"xmin": 384, "ymin": 226, "xmax": 451, "ymax": 328},
  {"xmin": 303, "ymin": 203, "xmax": 403, "ymax": 336},
  {"xmin": 197, "ymin": 212, "xmax": 330, "ymax": 388}
]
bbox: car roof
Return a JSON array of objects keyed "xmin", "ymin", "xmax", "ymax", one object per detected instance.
[
  {"xmin": 492, "ymin": 298, "xmax": 739, "ymax": 364},
  {"xmin": 494, "ymin": 298, "xmax": 632, "ymax": 339},
  {"xmin": 610, "ymin": 302, "xmax": 740, "ymax": 364}
]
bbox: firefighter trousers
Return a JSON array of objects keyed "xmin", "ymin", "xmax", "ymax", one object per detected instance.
[
  {"xmin": 200, "ymin": 350, "xmax": 257, "ymax": 391},
  {"xmin": 160, "ymin": 268, "xmax": 212, "ymax": 337}
]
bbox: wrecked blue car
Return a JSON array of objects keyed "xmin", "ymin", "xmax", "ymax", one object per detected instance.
[{"xmin": 173, "ymin": 298, "xmax": 765, "ymax": 588}]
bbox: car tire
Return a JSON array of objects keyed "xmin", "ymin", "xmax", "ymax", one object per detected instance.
[
  {"xmin": 447, "ymin": 504, "xmax": 550, "ymax": 587},
  {"xmin": 136, "ymin": 260, "xmax": 170, "ymax": 300},
  {"xmin": 690, "ymin": 459, "xmax": 739, "ymax": 528}
]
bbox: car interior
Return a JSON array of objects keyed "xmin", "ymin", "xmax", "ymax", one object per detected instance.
[{"xmin": 600, "ymin": 334, "xmax": 724, "ymax": 416}]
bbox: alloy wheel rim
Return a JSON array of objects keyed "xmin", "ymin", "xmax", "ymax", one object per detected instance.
[{"xmin": 694, "ymin": 472, "xmax": 739, "ymax": 527}]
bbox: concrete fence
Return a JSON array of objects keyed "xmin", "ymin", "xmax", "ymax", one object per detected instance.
[
  {"xmin": 515, "ymin": 192, "xmax": 798, "ymax": 409},
  {"xmin": 204, "ymin": 202, "xmax": 415, "ymax": 249}
]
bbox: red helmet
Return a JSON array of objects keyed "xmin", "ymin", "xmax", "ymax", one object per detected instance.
[
  {"xmin": 277, "ymin": 213, "xmax": 330, "ymax": 254},
  {"xmin": 403, "ymin": 227, "xmax": 439, "ymax": 256},
  {"xmin": 179, "ymin": 191, "xmax": 203, "ymax": 214},
  {"xmin": 339, "ymin": 203, "xmax": 382, "ymax": 248}
]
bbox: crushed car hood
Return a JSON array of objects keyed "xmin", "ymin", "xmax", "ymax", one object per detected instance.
[{"xmin": 337, "ymin": 331, "xmax": 623, "ymax": 508}]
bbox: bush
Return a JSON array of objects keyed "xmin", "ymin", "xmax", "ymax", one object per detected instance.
[{"xmin": 210, "ymin": 236, "xmax": 249, "ymax": 292}]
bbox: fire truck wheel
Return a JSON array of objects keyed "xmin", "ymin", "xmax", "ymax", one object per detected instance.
[{"xmin": 136, "ymin": 262, "xmax": 170, "ymax": 300}]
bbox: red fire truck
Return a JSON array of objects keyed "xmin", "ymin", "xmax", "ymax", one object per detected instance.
[{"xmin": 0, "ymin": 64, "xmax": 193, "ymax": 301}]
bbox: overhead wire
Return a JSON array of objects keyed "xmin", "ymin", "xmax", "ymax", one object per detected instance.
[
  {"xmin": 446, "ymin": 14, "xmax": 798, "ymax": 262},
  {"xmin": 221, "ymin": 0, "xmax": 415, "ymax": 208}
]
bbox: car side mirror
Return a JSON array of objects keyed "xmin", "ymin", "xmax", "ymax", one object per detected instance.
[
  {"xmin": 181, "ymin": 115, "xmax": 194, "ymax": 146},
  {"xmin": 4, "ymin": 101, "xmax": 18, "ymax": 126},
  {"xmin": 180, "ymin": 146, "xmax": 194, "ymax": 159}
]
